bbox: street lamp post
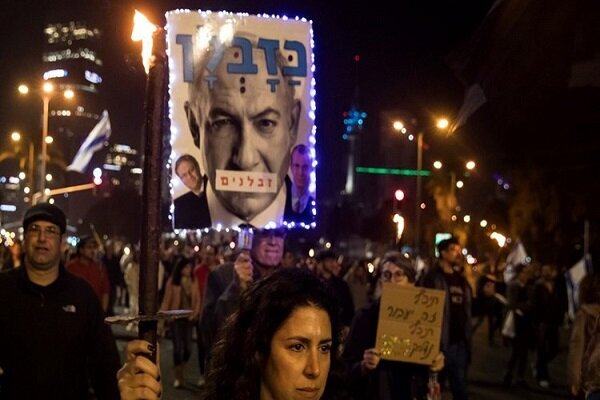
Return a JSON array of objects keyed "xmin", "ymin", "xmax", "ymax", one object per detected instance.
[
  {"xmin": 40, "ymin": 94, "xmax": 50, "ymax": 200},
  {"xmin": 415, "ymin": 132, "xmax": 423, "ymax": 254},
  {"xmin": 393, "ymin": 116, "xmax": 449, "ymax": 256},
  {"xmin": 18, "ymin": 82, "xmax": 74, "ymax": 201}
]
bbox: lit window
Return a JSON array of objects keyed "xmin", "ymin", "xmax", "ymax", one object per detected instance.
[{"xmin": 85, "ymin": 70, "xmax": 102, "ymax": 84}]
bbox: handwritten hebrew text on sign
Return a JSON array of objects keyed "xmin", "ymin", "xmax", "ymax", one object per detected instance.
[{"xmin": 375, "ymin": 284, "xmax": 446, "ymax": 365}]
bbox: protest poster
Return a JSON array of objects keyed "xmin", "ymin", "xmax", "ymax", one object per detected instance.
[
  {"xmin": 375, "ymin": 283, "xmax": 446, "ymax": 365},
  {"xmin": 166, "ymin": 10, "xmax": 316, "ymax": 230}
]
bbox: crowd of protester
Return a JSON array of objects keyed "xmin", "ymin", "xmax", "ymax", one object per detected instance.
[{"xmin": 1, "ymin": 208, "xmax": 598, "ymax": 399}]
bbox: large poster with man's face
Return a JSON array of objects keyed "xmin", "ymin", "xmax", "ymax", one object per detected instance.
[{"xmin": 166, "ymin": 10, "xmax": 316, "ymax": 231}]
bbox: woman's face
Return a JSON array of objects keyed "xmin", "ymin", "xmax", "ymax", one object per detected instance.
[
  {"xmin": 381, "ymin": 261, "xmax": 413, "ymax": 287},
  {"xmin": 260, "ymin": 305, "xmax": 332, "ymax": 400}
]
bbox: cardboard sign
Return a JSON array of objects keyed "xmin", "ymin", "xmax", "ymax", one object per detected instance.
[{"xmin": 375, "ymin": 284, "xmax": 446, "ymax": 365}]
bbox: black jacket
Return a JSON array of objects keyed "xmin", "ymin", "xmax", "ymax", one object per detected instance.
[
  {"xmin": 322, "ymin": 276, "xmax": 355, "ymax": 327},
  {"xmin": 0, "ymin": 266, "xmax": 120, "ymax": 399},
  {"xmin": 343, "ymin": 299, "xmax": 427, "ymax": 400},
  {"xmin": 173, "ymin": 187, "xmax": 212, "ymax": 229},
  {"xmin": 283, "ymin": 175, "xmax": 316, "ymax": 225},
  {"xmin": 200, "ymin": 261, "xmax": 276, "ymax": 362},
  {"xmin": 419, "ymin": 263, "xmax": 472, "ymax": 357}
]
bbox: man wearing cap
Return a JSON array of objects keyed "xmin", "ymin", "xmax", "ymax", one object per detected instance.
[
  {"xmin": 420, "ymin": 237, "xmax": 472, "ymax": 400},
  {"xmin": 343, "ymin": 251, "xmax": 445, "ymax": 399},
  {"xmin": 0, "ymin": 203, "xmax": 120, "ymax": 399},
  {"xmin": 200, "ymin": 227, "xmax": 287, "ymax": 369}
]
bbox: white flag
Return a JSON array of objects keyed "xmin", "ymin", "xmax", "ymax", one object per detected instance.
[
  {"xmin": 503, "ymin": 240, "xmax": 528, "ymax": 283},
  {"xmin": 565, "ymin": 255, "xmax": 592, "ymax": 320},
  {"xmin": 67, "ymin": 110, "xmax": 111, "ymax": 173},
  {"xmin": 449, "ymin": 84, "xmax": 487, "ymax": 134},
  {"xmin": 506, "ymin": 240, "xmax": 528, "ymax": 266}
]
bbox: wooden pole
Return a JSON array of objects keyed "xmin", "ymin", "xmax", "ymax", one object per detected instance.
[{"xmin": 138, "ymin": 28, "xmax": 167, "ymax": 362}]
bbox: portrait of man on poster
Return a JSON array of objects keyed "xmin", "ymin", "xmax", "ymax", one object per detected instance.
[
  {"xmin": 182, "ymin": 33, "xmax": 303, "ymax": 228},
  {"xmin": 173, "ymin": 154, "xmax": 211, "ymax": 229},
  {"xmin": 284, "ymin": 143, "xmax": 315, "ymax": 224}
]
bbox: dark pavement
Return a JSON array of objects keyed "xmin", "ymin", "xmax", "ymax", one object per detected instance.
[
  {"xmin": 112, "ymin": 315, "xmax": 571, "ymax": 400},
  {"xmin": 466, "ymin": 322, "xmax": 570, "ymax": 400}
]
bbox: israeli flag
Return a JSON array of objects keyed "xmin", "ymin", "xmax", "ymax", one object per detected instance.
[{"xmin": 67, "ymin": 110, "xmax": 111, "ymax": 173}]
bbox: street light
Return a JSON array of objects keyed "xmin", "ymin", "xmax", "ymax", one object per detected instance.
[
  {"xmin": 415, "ymin": 118, "xmax": 450, "ymax": 255},
  {"xmin": 392, "ymin": 120, "xmax": 406, "ymax": 133},
  {"xmin": 18, "ymin": 82, "xmax": 74, "ymax": 200},
  {"xmin": 10, "ymin": 131, "xmax": 35, "ymax": 193},
  {"xmin": 436, "ymin": 118, "xmax": 449, "ymax": 129}
]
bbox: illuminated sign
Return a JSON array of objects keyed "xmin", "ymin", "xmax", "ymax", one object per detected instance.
[{"xmin": 43, "ymin": 69, "xmax": 68, "ymax": 80}]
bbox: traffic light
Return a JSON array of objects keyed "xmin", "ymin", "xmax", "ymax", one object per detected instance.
[
  {"xmin": 393, "ymin": 189, "xmax": 405, "ymax": 212},
  {"xmin": 394, "ymin": 189, "xmax": 405, "ymax": 202}
]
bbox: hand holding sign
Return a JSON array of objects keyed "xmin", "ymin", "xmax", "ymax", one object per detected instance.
[
  {"xmin": 361, "ymin": 348, "xmax": 382, "ymax": 373},
  {"xmin": 234, "ymin": 252, "xmax": 254, "ymax": 290},
  {"xmin": 430, "ymin": 352, "xmax": 445, "ymax": 372}
]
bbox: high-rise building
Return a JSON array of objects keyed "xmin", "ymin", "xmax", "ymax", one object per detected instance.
[
  {"xmin": 102, "ymin": 144, "xmax": 142, "ymax": 193},
  {"xmin": 42, "ymin": 0, "xmax": 107, "ymax": 225},
  {"xmin": 43, "ymin": 21, "xmax": 104, "ymax": 177}
]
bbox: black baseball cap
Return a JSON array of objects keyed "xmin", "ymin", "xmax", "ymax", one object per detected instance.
[{"xmin": 23, "ymin": 203, "xmax": 67, "ymax": 234}]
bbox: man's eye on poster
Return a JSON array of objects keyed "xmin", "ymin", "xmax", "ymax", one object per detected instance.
[{"xmin": 166, "ymin": 11, "xmax": 317, "ymax": 232}]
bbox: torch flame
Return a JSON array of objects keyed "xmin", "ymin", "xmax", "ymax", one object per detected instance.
[{"xmin": 132, "ymin": 10, "xmax": 158, "ymax": 74}]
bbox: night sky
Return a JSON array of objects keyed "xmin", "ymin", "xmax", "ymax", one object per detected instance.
[
  {"xmin": 2, "ymin": 0, "xmax": 597, "ymax": 211},
  {"xmin": 0, "ymin": 0, "xmax": 494, "ymax": 201}
]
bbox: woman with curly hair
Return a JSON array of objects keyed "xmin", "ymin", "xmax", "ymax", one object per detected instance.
[{"xmin": 118, "ymin": 267, "xmax": 346, "ymax": 400}]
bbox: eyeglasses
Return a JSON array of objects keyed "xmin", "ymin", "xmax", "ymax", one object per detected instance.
[
  {"xmin": 26, "ymin": 224, "xmax": 61, "ymax": 237},
  {"xmin": 382, "ymin": 270, "xmax": 407, "ymax": 281},
  {"xmin": 254, "ymin": 227, "xmax": 287, "ymax": 239}
]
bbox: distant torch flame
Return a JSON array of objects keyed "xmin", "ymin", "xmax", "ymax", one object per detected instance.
[
  {"xmin": 132, "ymin": 10, "xmax": 158, "ymax": 74},
  {"xmin": 393, "ymin": 213, "xmax": 405, "ymax": 241}
]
